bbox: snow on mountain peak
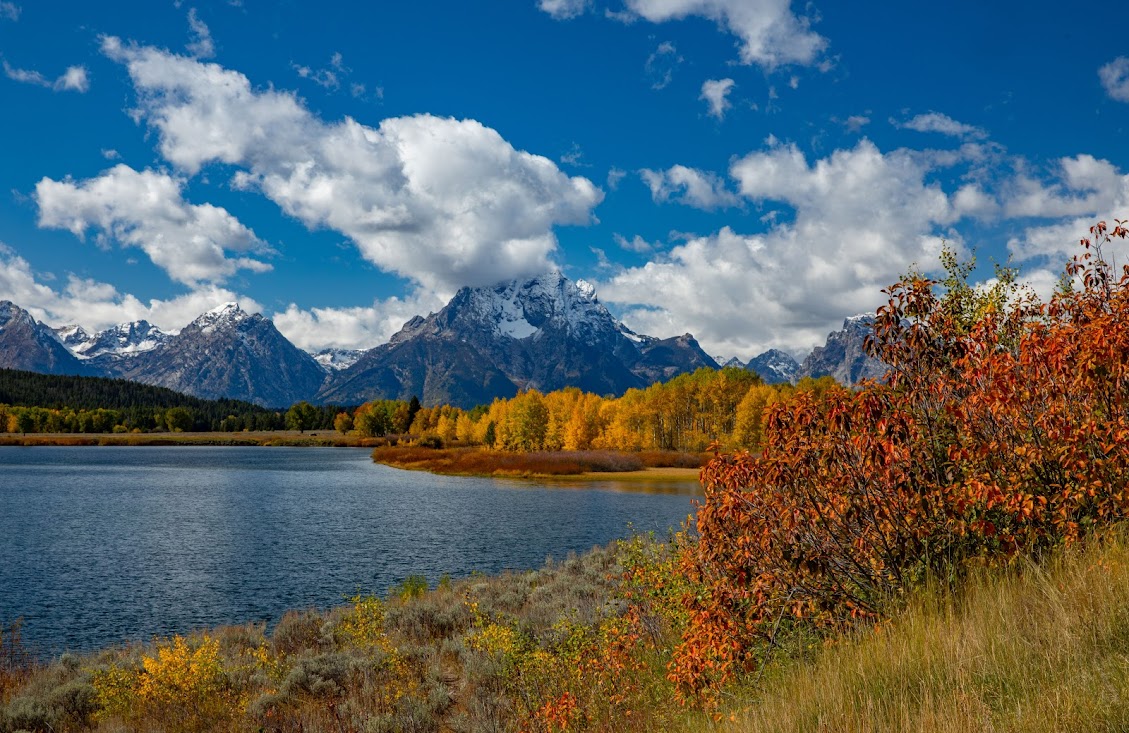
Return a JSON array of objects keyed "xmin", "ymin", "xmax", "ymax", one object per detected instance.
[
  {"xmin": 312, "ymin": 348, "xmax": 365, "ymax": 371},
  {"xmin": 193, "ymin": 302, "xmax": 252, "ymax": 334},
  {"xmin": 465, "ymin": 271, "xmax": 617, "ymax": 342}
]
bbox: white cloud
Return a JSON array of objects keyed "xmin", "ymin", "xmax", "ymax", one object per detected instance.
[
  {"xmin": 1005, "ymin": 155, "xmax": 1129, "ymax": 262},
  {"xmin": 623, "ymin": 0, "xmax": 827, "ymax": 69},
  {"xmin": 3, "ymin": 60, "xmax": 48, "ymax": 86},
  {"xmin": 1099, "ymin": 57, "xmax": 1129, "ymax": 103},
  {"xmin": 1003, "ymin": 154, "xmax": 1123, "ymax": 220},
  {"xmin": 606, "ymin": 167, "xmax": 627, "ymax": 190},
  {"xmin": 4, "ymin": 60, "xmax": 89, "ymax": 92},
  {"xmin": 55, "ymin": 65, "xmax": 89, "ymax": 92},
  {"xmin": 101, "ymin": 148, "xmax": 121, "ymax": 160},
  {"xmin": 538, "ymin": 0, "xmax": 590, "ymax": 20},
  {"xmin": 601, "ymin": 139, "xmax": 959, "ymax": 357},
  {"xmin": 273, "ymin": 291, "xmax": 447, "ymax": 351},
  {"xmin": 645, "ymin": 41, "xmax": 682, "ymax": 89},
  {"xmin": 0, "ymin": 2, "xmax": 18, "ymax": 21},
  {"xmin": 101, "ymin": 37, "xmax": 603, "ymax": 294},
  {"xmin": 0, "ymin": 244, "xmax": 261, "ymax": 334},
  {"xmin": 640, "ymin": 164, "xmax": 740, "ymax": 209},
  {"xmin": 895, "ymin": 111, "xmax": 986, "ymax": 140},
  {"xmin": 186, "ymin": 8, "xmax": 215, "ymax": 59},
  {"xmin": 293, "ymin": 62, "xmax": 339, "ymax": 89},
  {"xmin": 700, "ymin": 77, "xmax": 735, "ymax": 119},
  {"xmin": 951, "ymin": 183, "xmax": 998, "ymax": 220},
  {"xmin": 613, "ymin": 233, "xmax": 660, "ymax": 253},
  {"xmin": 35, "ymin": 164, "xmax": 271, "ymax": 287}
]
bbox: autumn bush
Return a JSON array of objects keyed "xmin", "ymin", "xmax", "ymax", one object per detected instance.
[
  {"xmin": 674, "ymin": 221, "xmax": 1129, "ymax": 702},
  {"xmin": 1, "ymin": 539, "xmax": 704, "ymax": 733}
]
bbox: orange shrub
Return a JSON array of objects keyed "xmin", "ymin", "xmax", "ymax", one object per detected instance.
[{"xmin": 673, "ymin": 222, "xmax": 1129, "ymax": 701}]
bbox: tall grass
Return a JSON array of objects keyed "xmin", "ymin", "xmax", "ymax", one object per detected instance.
[{"xmin": 724, "ymin": 531, "xmax": 1129, "ymax": 733}]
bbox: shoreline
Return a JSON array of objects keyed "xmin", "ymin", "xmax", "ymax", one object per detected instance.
[
  {"xmin": 0, "ymin": 433, "xmax": 706, "ymax": 482},
  {"xmin": 0, "ymin": 430, "xmax": 379, "ymax": 447},
  {"xmin": 377, "ymin": 460, "xmax": 702, "ymax": 482}
]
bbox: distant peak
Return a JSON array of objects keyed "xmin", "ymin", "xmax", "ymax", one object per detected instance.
[
  {"xmin": 575, "ymin": 278, "xmax": 597, "ymax": 300},
  {"xmin": 208, "ymin": 301, "xmax": 244, "ymax": 315},
  {"xmin": 192, "ymin": 302, "xmax": 253, "ymax": 333}
]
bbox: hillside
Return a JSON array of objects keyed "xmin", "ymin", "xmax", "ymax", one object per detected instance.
[{"xmin": 725, "ymin": 532, "xmax": 1129, "ymax": 733}]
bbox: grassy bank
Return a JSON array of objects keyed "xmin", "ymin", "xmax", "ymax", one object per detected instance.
[
  {"xmin": 0, "ymin": 431, "xmax": 389, "ymax": 447},
  {"xmin": 725, "ymin": 531, "xmax": 1129, "ymax": 733},
  {"xmin": 0, "ymin": 537, "xmax": 702, "ymax": 733},
  {"xmin": 370, "ymin": 445, "xmax": 706, "ymax": 478}
]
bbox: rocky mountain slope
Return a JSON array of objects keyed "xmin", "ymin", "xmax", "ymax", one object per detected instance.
[
  {"xmin": 115, "ymin": 303, "xmax": 328, "ymax": 408},
  {"xmin": 0, "ymin": 301, "xmax": 94, "ymax": 376},
  {"xmin": 796, "ymin": 314, "xmax": 888, "ymax": 385},
  {"xmin": 318, "ymin": 272, "xmax": 718, "ymax": 408},
  {"xmin": 746, "ymin": 349, "xmax": 801, "ymax": 385}
]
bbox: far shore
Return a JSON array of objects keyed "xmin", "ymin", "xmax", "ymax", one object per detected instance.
[
  {"xmin": 0, "ymin": 434, "xmax": 707, "ymax": 482},
  {"xmin": 0, "ymin": 430, "xmax": 378, "ymax": 447}
]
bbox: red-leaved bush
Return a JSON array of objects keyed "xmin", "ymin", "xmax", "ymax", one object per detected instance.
[{"xmin": 673, "ymin": 221, "xmax": 1129, "ymax": 701}]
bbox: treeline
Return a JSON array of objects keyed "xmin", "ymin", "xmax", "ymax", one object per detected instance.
[
  {"xmin": 344, "ymin": 369, "xmax": 838, "ymax": 453},
  {"xmin": 0, "ymin": 369, "xmax": 349, "ymax": 434}
]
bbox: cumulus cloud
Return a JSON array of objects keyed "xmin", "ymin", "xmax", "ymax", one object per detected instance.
[
  {"xmin": 35, "ymin": 164, "xmax": 271, "ymax": 286},
  {"xmin": 1005, "ymin": 155, "xmax": 1129, "ymax": 262},
  {"xmin": 4, "ymin": 60, "xmax": 89, "ymax": 92},
  {"xmin": 699, "ymin": 77, "xmax": 735, "ymax": 118},
  {"xmin": 640, "ymin": 164, "xmax": 740, "ymax": 209},
  {"xmin": 895, "ymin": 111, "xmax": 986, "ymax": 140},
  {"xmin": 186, "ymin": 8, "xmax": 215, "ymax": 59},
  {"xmin": 1099, "ymin": 57, "xmax": 1129, "ymax": 102},
  {"xmin": 538, "ymin": 0, "xmax": 589, "ymax": 20},
  {"xmin": 1003, "ymin": 154, "xmax": 1123, "ymax": 220},
  {"xmin": 0, "ymin": 2, "xmax": 18, "ymax": 21},
  {"xmin": 600, "ymin": 139, "xmax": 959, "ymax": 357},
  {"xmin": 0, "ymin": 244, "xmax": 261, "ymax": 333},
  {"xmin": 622, "ymin": 0, "xmax": 827, "ymax": 68},
  {"xmin": 101, "ymin": 37, "xmax": 603, "ymax": 294},
  {"xmin": 272, "ymin": 290, "xmax": 447, "ymax": 351}
]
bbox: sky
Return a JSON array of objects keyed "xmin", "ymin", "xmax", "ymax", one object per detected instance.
[{"xmin": 1, "ymin": 0, "xmax": 1128, "ymax": 360}]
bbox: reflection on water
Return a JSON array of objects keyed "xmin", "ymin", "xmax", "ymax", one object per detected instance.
[{"xmin": 0, "ymin": 447, "xmax": 698, "ymax": 655}]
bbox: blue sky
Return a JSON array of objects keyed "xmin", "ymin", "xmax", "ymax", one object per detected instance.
[{"xmin": 1, "ymin": 0, "xmax": 1128, "ymax": 359}]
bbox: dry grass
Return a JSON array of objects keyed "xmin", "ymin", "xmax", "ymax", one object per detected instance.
[
  {"xmin": 372, "ymin": 445, "xmax": 706, "ymax": 477},
  {"xmin": 721, "ymin": 531, "xmax": 1129, "ymax": 733}
]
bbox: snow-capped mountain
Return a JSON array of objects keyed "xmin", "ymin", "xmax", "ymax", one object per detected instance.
[
  {"xmin": 0, "ymin": 301, "xmax": 93, "ymax": 376},
  {"xmin": 318, "ymin": 271, "xmax": 718, "ymax": 408},
  {"xmin": 714, "ymin": 355, "xmax": 746, "ymax": 369},
  {"xmin": 312, "ymin": 348, "xmax": 366, "ymax": 371},
  {"xmin": 746, "ymin": 349, "xmax": 800, "ymax": 385},
  {"xmin": 55, "ymin": 320, "xmax": 171, "ymax": 361},
  {"xmin": 796, "ymin": 314, "xmax": 887, "ymax": 385},
  {"xmin": 116, "ymin": 303, "xmax": 328, "ymax": 407}
]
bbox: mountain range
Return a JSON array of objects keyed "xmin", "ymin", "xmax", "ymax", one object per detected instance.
[{"xmin": 0, "ymin": 273, "xmax": 886, "ymax": 408}]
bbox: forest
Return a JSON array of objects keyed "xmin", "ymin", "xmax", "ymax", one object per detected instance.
[
  {"xmin": 0, "ymin": 370, "xmax": 346, "ymax": 434},
  {"xmin": 345, "ymin": 370, "xmax": 839, "ymax": 454}
]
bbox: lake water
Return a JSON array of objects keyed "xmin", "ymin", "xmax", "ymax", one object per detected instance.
[{"xmin": 0, "ymin": 447, "xmax": 699, "ymax": 656}]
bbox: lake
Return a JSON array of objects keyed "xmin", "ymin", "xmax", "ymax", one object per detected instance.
[{"xmin": 0, "ymin": 446, "xmax": 699, "ymax": 655}]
